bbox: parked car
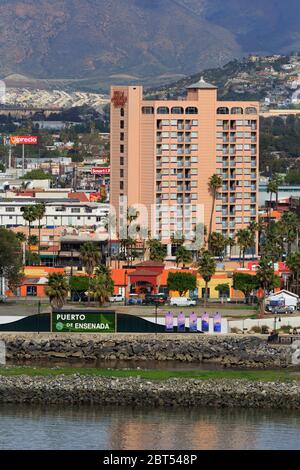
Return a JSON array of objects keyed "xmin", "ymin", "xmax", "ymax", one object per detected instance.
[
  {"xmin": 0, "ymin": 295, "xmax": 8, "ymax": 303},
  {"xmin": 143, "ymin": 294, "xmax": 167, "ymax": 306},
  {"xmin": 128, "ymin": 294, "xmax": 143, "ymax": 305},
  {"xmin": 170, "ymin": 297, "xmax": 197, "ymax": 307},
  {"xmin": 109, "ymin": 294, "xmax": 125, "ymax": 303},
  {"xmin": 274, "ymin": 306, "xmax": 294, "ymax": 315}
]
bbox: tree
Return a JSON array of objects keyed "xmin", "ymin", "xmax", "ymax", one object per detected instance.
[
  {"xmin": 21, "ymin": 206, "xmax": 37, "ymax": 239},
  {"xmin": 267, "ymin": 175, "xmax": 281, "ymax": 212},
  {"xmin": 69, "ymin": 276, "xmax": 89, "ymax": 301},
  {"xmin": 256, "ymin": 257, "xmax": 281, "ymax": 316},
  {"xmin": 175, "ymin": 246, "xmax": 192, "ymax": 268},
  {"xmin": 198, "ymin": 251, "xmax": 216, "ymax": 306},
  {"xmin": 208, "ymin": 174, "xmax": 222, "ymax": 242},
  {"xmin": 215, "ymin": 283, "xmax": 230, "ymax": 302},
  {"xmin": 280, "ymin": 211, "xmax": 298, "ymax": 255},
  {"xmin": 233, "ymin": 273, "xmax": 259, "ymax": 304},
  {"xmin": 147, "ymin": 239, "xmax": 167, "ymax": 262},
  {"xmin": 287, "ymin": 251, "xmax": 300, "ymax": 295},
  {"xmin": 80, "ymin": 242, "xmax": 101, "ymax": 304},
  {"xmin": 25, "ymin": 252, "xmax": 41, "ymax": 266},
  {"xmin": 28, "ymin": 235, "xmax": 39, "ymax": 247},
  {"xmin": 0, "ymin": 228, "xmax": 23, "ymax": 294},
  {"xmin": 208, "ymin": 232, "xmax": 227, "ymax": 260},
  {"xmin": 90, "ymin": 272, "xmax": 114, "ymax": 306},
  {"xmin": 236, "ymin": 229, "xmax": 255, "ymax": 267},
  {"xmin": 46, "ymin": 273, "xmax": 69, "ymax": 310},
  {"xmin": 167, "ymin": 272, "xmax": 196, "ymax": 297},
  {"xmin": 34, "ymin": 203, "xmax": 46, "ymax": 260},
  {"xmin": 227, "ymin": 237, "xmax": 236, "ymax": 259},
  {"xmin": 22, "ymin": 169, "xmax": 53, "ymax": 180}
]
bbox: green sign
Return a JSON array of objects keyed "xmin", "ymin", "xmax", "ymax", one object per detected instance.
[{"xmin": 52, "ymin": 312, "xmax": 116, "ymax": 333}]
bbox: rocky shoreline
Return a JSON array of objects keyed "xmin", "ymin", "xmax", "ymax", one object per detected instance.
[
  {"xmin": 0, "ymin": 333, "xmax": 294, "ymax": 368},
  {"xmin": 0, "ymin": 375, "xmax": 300, "ymax": 409}
]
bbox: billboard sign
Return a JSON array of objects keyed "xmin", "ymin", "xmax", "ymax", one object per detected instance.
[
  {"xmin": 10, "ymin": 136, "xmax": 38, "ymax": 145},
  {"xmin": 189, "ymin": 312, "xmax": 198, "ymax": 332},
  {"xmin": 177, "ymin": 312, "xmax": 186, "ymax": 333},
  {"xmin": 201, "ymin": 313, "xmax": 209, "ymax": 333},
  {"xmin": 91, "ymin": 167, "xmax": 110, "ymax": 175},
  {"xmin": 213, "ymin": 313, "xmax": 222, "ymax": 333},
  {"xmin": 52, "ymin": 311, "xmax": 116, "ymax": 333},
  {"xmin": 165, "ymin": 311, "xmax": 174, "ymax": 332}
]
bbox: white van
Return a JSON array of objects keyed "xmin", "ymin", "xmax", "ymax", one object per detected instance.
[{"xmin": 170, "ymin": 297, "xmax": 197, "ymax": 307}]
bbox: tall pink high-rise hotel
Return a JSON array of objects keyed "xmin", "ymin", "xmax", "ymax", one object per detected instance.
[{"xmin": 110, "ymin": 79, "xmax": 259, "ymax": 253}]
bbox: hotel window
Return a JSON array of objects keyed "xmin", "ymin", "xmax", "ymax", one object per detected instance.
[
  {"xmin": 142, "ymin": 106, "xmax": 154, "ymax": 114},
  {"xmin": 216, "ymin": 206, "xmax": 222, "ymax": 212},
  {"xmin": 191, "ymin": 181, "xmax": 198, "ymax": 188},
  {"xmin": 244, "ymin": 217, "xmax": 250, "ymax": 223},
  {"xmin": 161, "ymin": 120, "xmax": 170, "ymax": 125},
  {"xmin": 191, "ymin": 156, "xmax": 198, "ymax": 163},
  {"xmin": 244, "ymin": 205, "xmax": 250, "ymax": 211},
  {"xmin": 236, "ymin": 120, "xmax": 244, "ymax": 126},
  {"xmin": 236, "ymin": 144, "xmax": 243, "ymax": 150},
  {"xmin": 191, "ymin": 144, "xmax": 198, "ymax": 150},
  {"xmin": 217, "ymin": 107, "xmax": 229, "ymax": 115},
  {"xmin": 170, "ymin": 120, "xmax": 177, "ymax": 126},
  {"xmin": 120, "ymin": 145, "xmax": 124, "ymax": 153},
  {"xmin": 192, "ymin": 120, "xmax": 198, "ymax": 126},
  {"xmin": 71, "ymin": 208, "xmax": 80, "ymax": 213},
  {"xmin": 5, "ymin": 207, "xmax": 15, "ymax": 212},
  {"xmin": 236, "ymin": 193, "xmax": 243, "ymax": 199},
  {"xmin": 162, "ymin": 132, "xmax": 169, "ymax": 138},
  {"xmin": 170, "ymin": 144, "xmax": 177, "ymax": 150},
  {"xmin": 162, "ymin": 157, "xmax": 169, "ymax": 163},
  {"xmin": 186, "ymin": 107, "xmax": 198, "ymax": 114},
  {"xmin": 170, "ymin": 131, "xmax": 177, "ymax": 138},
  {"xmin": 120, "ymin": 108, "xmax": 125, "ymax": 117},
  {"xmin": 245, "ymin": 107, "xmax": 258, "ymax": 115},
  {"xmin": 120, "ymin": 132, "xmax": 124, "ymax": 141},
  {"xmin": 231, "ymin": 107, "xmax": 243, "ymax": 115},
  {"xmin": 191, "ymin": 132, "xmax": 198, "ymax": 138},
  {"xmin": 120, "ymin": 120, "xmax": 124, "ymax": 129},
  {"xmin": 120, "ymin": 157, "xmax": 124, "ymax": 165},
  {"xmin": 171, "ymin": 107, "xmax": 184, "ymax": 114},
  {"xmin": 191, "ymin": 169, "xmax": 198, "ymax": 175},
  {"xmin": 244, "ymin": 144, "xmax": 251, "ymax": 150},
  {"xmin": 216, "ymin": 218, "xmax": 222, "ymax": 224},
  {"xmin": 120, "ymin": 169, "xmax": 124, "ymax": 178},
  {"xmin": 236, "ymin": 205, "xmax": 242, "ymax": 211},
  {"xmin": 236, "ymin": 217, "xmax": 242, "ymax": 223},
  {"xmin": 162, "ymin": 144, "xmax": 170, "ymax": 150},
  {"xmin": 157, "ymin": 107, "xmax": 169, "ymax": 114},
  {"xmin": 120, "ymin": 181, "xmax": 124, "ymax": 190}
]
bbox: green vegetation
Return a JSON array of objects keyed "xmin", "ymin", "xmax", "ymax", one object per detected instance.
[
  {"xmin": 147, "ymin": 239, "xmax": 167, "ymax": 262},
  {"xmin": 21, "ymin": 169, "xmax": 53, "ymax": 180},
  {"xmin": 167, "ymin": 272, "xmax": 197, "ymax": 297},
  {"xmin": 0, "ymin": 228, "xmax": 23, "ymax": 293},
  {"xmin": 175, "ymin": 246, "xmax": 192, "ymax": 268},
  {"xmin": 198, "ymin": 251, "xmax": 216, "ymax": 306},
  {"xmin": 233, "ymin": 273, "xmax": 259, "ymax": 303},
  {"xmin": 45, "ymin": 273, "xmax": 69, "ymax": 310},
  {"xmin": 0, "ymin": 366, "xmax": 299, "ymax": 383}
]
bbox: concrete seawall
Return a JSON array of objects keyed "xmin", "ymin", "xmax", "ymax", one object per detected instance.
[
  {"xmin": 0, "ymin": 375, "xmax": 300, "ymax": 409},
  {"xmin": 0, "ymin": 333, "xmax": 294, "ymax": 368}
]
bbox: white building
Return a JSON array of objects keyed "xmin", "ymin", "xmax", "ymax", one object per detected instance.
[
  {"xmin": 0, "ymin": 198, "xmax": 109, "ymax": 229},
  {"xmin": 266, "ymin": 290, "xmax": 299, "ymax": 310}
]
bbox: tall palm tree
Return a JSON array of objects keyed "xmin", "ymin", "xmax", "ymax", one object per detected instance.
[
  {"xmin": 15, "ymin": 232, "xmax": 27, "ymax": 265},
  {"xmin": 198, "ymin": 251, "xmax": 216, "ymax": 307},
  {"xmin": 236, "ymin": 229, "xmax": 255, "ymax": 268},
  {"xmin": 226, "ymin": 237, "xmax": 236, "ymax": 260},
  {"xmin": 21, "ymin": 206, "xmax": 37, "ymax": 239},
  {"xmin": 208, "ymin": 232, "xmax": 227, "ymax": 260},
  {"xmin": 80, "ymin": 242, "xmax": 101, "ymax": 304},
  {"xmin": 147, "ymin": 239, "xmax": 167, "ymax": 262},
  {"xmin": 175, "ymin": 246, "xmax": 192, "ymax": 268},
  {"xmin": 267, "ymin": 175, "xmax": 281, "ymax": 214},
  {"xmin": 45, "ymin": 273, "xmax": 69, "ymax": 310},
  {"xmin": 34, "ymin": 203, "xmax": 46, "ymax": 261},
  {"xmin": 208, "ymin": 174, "xmax": 222, "ymax": 243},
  {"xmin": 90, "ymin": 272, "xmax": 114, "ymax": 306}
]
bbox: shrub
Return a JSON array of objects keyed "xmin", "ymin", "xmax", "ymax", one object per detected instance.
[{"xmin": 250, "ymin": 326, "xmax": 262, "ymax": 334}]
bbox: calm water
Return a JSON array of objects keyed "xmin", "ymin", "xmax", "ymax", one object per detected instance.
[{"xmin": 1, "ymin": 405, "xmax": 300, "ymax": 450}]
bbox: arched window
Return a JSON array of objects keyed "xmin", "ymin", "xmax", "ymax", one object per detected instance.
[
  {"xmin": 185, "ymin": 107, "xmax": 198, "ymax": 115},
  {"xmin": 217, "ymin": 107, "xmax": 229, "ymax": 115},
  {"xmin": 171, "ymin": 107, "xmax": 184, "ymax": 114},
  {"xmin": 142, "ymin": 106, "xmax": 154, "ymax": 114},
  {"xmin": 245, "ymin": 107, "xmax": 258, "ymax": 115},
  {"xmin": 231, "ymin": 107, "xmax": 243, "ymax": 115},
  {"xmin": 157, "ymin": 107, "xmax": 169, "ymax": 114}
]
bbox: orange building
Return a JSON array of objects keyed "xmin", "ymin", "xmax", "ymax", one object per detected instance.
[{"xmin": 111, "ymin": 80, "xmax": 259, "ymax": 255}]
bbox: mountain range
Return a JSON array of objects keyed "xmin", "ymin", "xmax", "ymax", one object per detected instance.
[{"xmin": 1, "ymin": 0, "xmax": 300, "ymax": 90}]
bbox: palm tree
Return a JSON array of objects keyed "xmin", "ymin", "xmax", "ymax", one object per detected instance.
[
  {"xmin": 21, "ymin": 206, "xmax": 37, "ymax": 239},
  {"xmin": 208, "ymin": 232, "xmax": 227, "ymax": 260},
  {"xmin": 226, "ymin": 237, "xmax": 235, "ymax": 260},
  {"xmin": 267, "ymin": 175, "xmax": 281, "ymax": 214},
  {"xmin": 90, "ymin": 272, "xmax": 114, "ymax": 306},
  {"xmin": 34, "ymin": 203, "xmax": 46, "ymax": 260},
  {"xmin": 236, "ymin": 229, "xmax": 255, "ymax": 268},
  {"xmin": 80, "ymin": 242, "xmax": 101, "ymax": 304},
  {"xmin": 208, "ymin": 174, "xmax": 222, "ymax": 242},
  {"xmin": 287, "ymin": 251, "xmax": 300, "ymax": 295},
  {"xmin": 15, "ymin": 232, "xmax": 27, "ymax": 265},
  {"xmin": 280, "ymin": 211, "xmax": 298, "ymax": 255},
  {"xmin": 175, "ymin": 246, "xmax": 192, "ymax": 268},
  {"xmin": 256, "ymin": 257, "xmax": 281, "ymax": 317},
  {"xmin": 198, "ymin": 251, "xmax": 216, "ymax": 307},
  {"xmin": 45, "ymin": 273, "xmax": 69, "ymax": 310},
  {"xmin": 147, "ymin": 239, "xmax": 167, "ymax": 262}
]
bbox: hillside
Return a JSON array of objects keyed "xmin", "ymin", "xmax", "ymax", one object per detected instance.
[{"xmin": 0, "ymin": 1, "xmax": 300, "ymax": 89}]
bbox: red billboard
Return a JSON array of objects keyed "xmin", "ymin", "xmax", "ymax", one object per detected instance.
[
  {"xmin": 10, "ymin": 136, "xmax": 38, "ymax": 145},
  {"xmin": 91, "ymin": 167, "xmax": 110, "ymax": 175}
]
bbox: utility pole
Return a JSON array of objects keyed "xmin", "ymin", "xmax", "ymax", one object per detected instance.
[{"xmin": 22, "ymin": 144, "xmax": 25, "ymax": 177}]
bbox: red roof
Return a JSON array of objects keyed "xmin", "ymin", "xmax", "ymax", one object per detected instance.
[{"xmin": 68, "ymin": 192, "xmax": 89, "ymax": 202}]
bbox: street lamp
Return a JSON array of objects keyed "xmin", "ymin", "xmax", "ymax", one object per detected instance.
[{"xmin": 274, "ymin": 315, "xmax": 281, "ymax": 332}]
